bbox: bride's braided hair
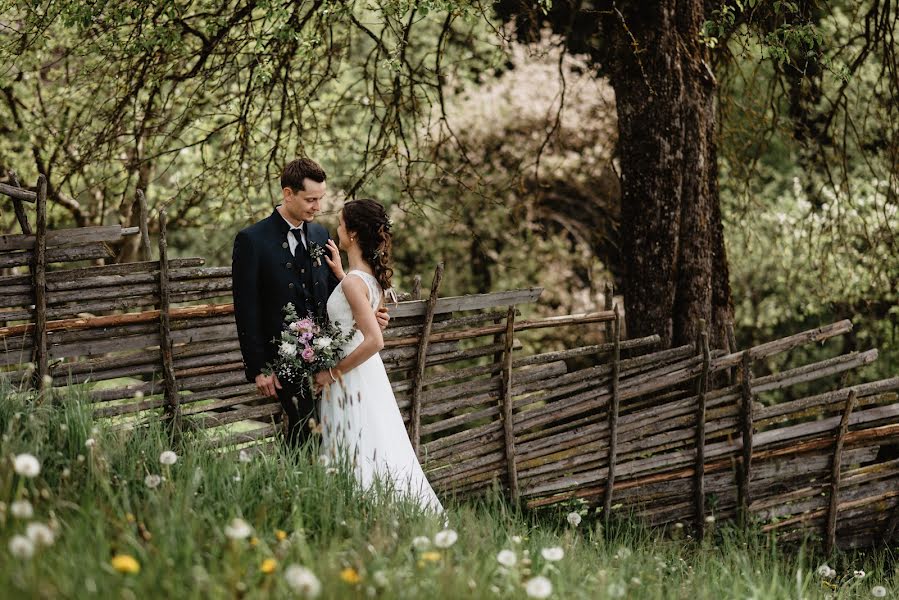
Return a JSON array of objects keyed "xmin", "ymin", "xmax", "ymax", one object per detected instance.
[{"xmin": 342, "ymin": 199, "xmax": 393, "ymax": 291}]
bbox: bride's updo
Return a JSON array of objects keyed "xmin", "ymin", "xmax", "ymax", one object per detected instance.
[{"xmin": 342, "ymin": 199, "xmax": 393, "ymax": 291}]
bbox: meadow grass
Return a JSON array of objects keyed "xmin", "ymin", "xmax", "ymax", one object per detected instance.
[{"xmin": 1, "ymin": 380, "xmax": 896, "ymax": 599}]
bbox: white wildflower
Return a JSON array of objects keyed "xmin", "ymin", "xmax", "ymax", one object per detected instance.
[
  {"xmin": 318, "ymin": 454, "xmax": 331, "ymax": 467},
  {"xmin": 607, "ymin": 582, "xmax": 626, "ymax": 598},
  {"xmin": 524, "ymin": 576, "xmax": 553, "ymax": 599},
  {"xmin": 280, "ymin": 342, "xmax": 297, "ymax": 357},
  {"xmin": 817, "ymin": 564, "xmax": 834, "ymax": 578},
  {"xmin": 704, "ymin": 515, "xmax": 715, "ymax": 524},
  {"xmin": 630, "ymin": 577, "xmax": 642, "ymax": 586},
  {"xmin": 8, "ymin": 535, "xmax": 34, "ymax": 559},
  {"xmin": 10, "ymin": 500, "xmax": 33, "ymax": 519},
  {"xmin": 25, "ymin": 522, "xmax": 55, "ymax": 547},
  {"xmin": 497, "ymin": 549, "xmax": 517, "ymax": 567},
  {"xmin": 41, "ymin": 374, "xmax": 53, "ymax": 387},
  {"xmin": 412, "ymin": 536, "xmax": 431, "ymax": 551},
  {"xmin": 284, "ymin": 565, "xmax": 321, "ymax": 597},
  {"xmin": 616, "ymin": 546, "xmax": 632, "ymax": 560},
  {"xmin": 224, "ymin": 517, "xmax": 253, "ymax": 540},
  {"xmin": 871, "ymin": 586, "xmax": 887, "ymax": 598},
  {"xmin": 511, "ymin": 535, "xmax": 522, "ymax": 544},
  {"xmin": 372, "ymin": 570, "xmax": 389, "ymax": 588},
  {"xmin": 13, "ymin": 453, "xmax": 40, "ymax": 478},
  {"xmin": 144, "ymin": 474, "xmax": 163, "ymax": 489},
  {"xmin": 567, "ymin": 511, "xmax": 582, "ymax": 527},
  {"xmin": 433, "ymin": 529, "xmax": 458, "ymax": 548},
  {"xmin": 541, "ymin": 547, "xmax": 564, "ymax": 561},
  {"xmin": 855, "ymin": 570, "xmax": 866, "ymax": 579},
  {"xmin": 238, "ymin": 449, "xmax": 252, "ymax": 463},
  {"xmin": 85, "ymin": 438, "xmax": 96, "ymax": 448},
  {"xmin": 159, "ymin": 450, "xmax": 178, "ymax": 465}
]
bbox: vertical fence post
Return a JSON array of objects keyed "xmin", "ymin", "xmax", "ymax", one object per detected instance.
[
  {"xmin": 602, "ymin": 304, "xmax": 622, "ymax": 525},
  {"xmin": 500, "ymin": 305, "xmax": 520, "ymax": 504},
  {"xmin": 725, "ymin": 321, "xmax": 738, "ymax": 385},
  {"xmin": 693, "ymin": 321, "xmax": 710, "ymax": 539},
  {"xmin": 8, "ymin": 170, "xmax": 32, "ymax": 235},
  {"xmin": 409, "ymin": 263, "xmax": 443, "ymax": 457},
  {"xmin": 157, "ymin": 210, "xmax": 180, "ymax": 432},
  {"xmin": 31, "ymin": 175, "xmax": 50, "ymax": 399},
  {"xmin": 825, "ymin": 390, "xmax": 856, "ymax": 554},
  {"xmin": 411, "ymin": 275, "xmax": 422, "ymax": 301},
  {"xmin": 738, "ymin": 350, "xmax": 754, "ymax": 526},
  {"xmin": 137, "ymin": 189, "xmax": 151, "ymax": 262}
]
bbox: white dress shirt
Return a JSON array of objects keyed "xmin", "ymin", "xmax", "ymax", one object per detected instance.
[{"xmin": 278, "ymin": 209, "xmax": 307, "ymax": 254}]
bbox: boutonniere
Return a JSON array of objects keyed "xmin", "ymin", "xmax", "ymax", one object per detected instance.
[{"xmin": 308, "ymin": 242, "xmax": 327, "ymax": 267}]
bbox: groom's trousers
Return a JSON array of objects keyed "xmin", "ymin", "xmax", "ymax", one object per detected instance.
[{"xmin": 276, "ymin": 380, "xmax": 317, "ymax": 449}]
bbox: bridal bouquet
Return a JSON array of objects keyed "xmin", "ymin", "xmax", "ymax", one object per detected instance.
[{"xmin": 268, "ymin": 303, "xmax": 354, "ymax": 387}]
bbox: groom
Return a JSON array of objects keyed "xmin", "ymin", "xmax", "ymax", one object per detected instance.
[{"xmin": 231, "ymin": 157, "xmax": 388, "ymax": 447}]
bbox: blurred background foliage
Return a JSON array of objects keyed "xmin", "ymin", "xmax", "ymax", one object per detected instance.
[{"xmin": 1, "ymin": 0, "xmax": 896, "ymax": 382}]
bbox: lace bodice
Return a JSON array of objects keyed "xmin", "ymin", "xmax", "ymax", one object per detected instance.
[{"xmin": 326, "ymin": 270, "xmax": 383, "ymax": 353}]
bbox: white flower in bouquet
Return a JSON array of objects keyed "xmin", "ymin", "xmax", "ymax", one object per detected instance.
[
  {"xmin": 280, "ymin": 342, "xmax": 297, "ymax": 357},
  {"xmin": 313, "ymin": 336, "xmax": 333, "ymax": 350}
]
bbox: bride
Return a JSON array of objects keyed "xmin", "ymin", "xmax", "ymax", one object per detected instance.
[{"xmin": 312, "ymin": 199, "xmax": 444, "ymax": 514}]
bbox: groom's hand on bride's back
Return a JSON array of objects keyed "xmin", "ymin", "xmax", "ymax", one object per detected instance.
[
  {"xmin": 256, "ymin": 373, "xmax": 282, "ymax": 398},
  {"xmin": 376, "ymin": 305, "xmax": 389, "ymax": 331}
]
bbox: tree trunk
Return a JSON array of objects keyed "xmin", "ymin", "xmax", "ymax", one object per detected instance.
[{"xmin": 604, "ymin": 1, "xmax": 732, "ymax": 349}]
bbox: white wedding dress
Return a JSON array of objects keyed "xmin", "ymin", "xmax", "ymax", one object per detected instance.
[{"xmin": 319, "ymin": 270, "xmax": 444, "ymax": 514}]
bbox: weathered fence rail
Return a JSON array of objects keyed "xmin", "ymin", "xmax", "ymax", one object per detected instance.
[{"xmin": 2, "ymin": 179, "xmax": 898, "ymax": 550}]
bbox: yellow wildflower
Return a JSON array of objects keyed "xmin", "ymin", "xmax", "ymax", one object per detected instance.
[
  {"xmin": 275, "ymin": 530, "xmax": 288, "ymax": 541},
  {"xmin": 125, "ymin": 513, "xmax": 135, "ymax": 523},
  {"xmin": 340, "ymin": 567, "xmax": 361, "ymax": 585},
  {"xmin": 421, "ymin": 551, "xmax": 441, "ymax": 563},
  {"xmin": 249, "ymin": 536, "xmax": 259, "ymax": 547},
  {"xmin": 261, "ymin": 558, "xmax": 277, "ymax": 574},
  {"xmin": 111, "ymin": 554, "xmax": 140, "ymax": 574}
]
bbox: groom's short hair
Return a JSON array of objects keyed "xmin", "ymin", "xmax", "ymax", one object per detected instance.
[{"xmin": 281, "ymin": 158, "xmax": 326, "ymax": 191}]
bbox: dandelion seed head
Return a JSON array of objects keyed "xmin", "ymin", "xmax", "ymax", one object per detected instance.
[
  {"xmin": 541, "ymin": 547, "xmax": 564, "ymax": 561},
  {"xmin": 224, "ymin": 517, "xmax": 253, "ymax": 540},
  {"xmin": 10, "ymin": 500, "xmax": 33, "ymax": 520},
  {"xmin": 85, "ymin": 438, "xmax": 96, "ymax": 448},
  {"xmin": 511, "ymin": 535, "xmax": 522, "ymax": 544},
  {"xmin": 433, "ymin": 529, "xmax": 458, "ymax": 548},
  {"xmin": 855, "ymin": 570, "xmax": 866, "ymax": 579},
  {"xmin": 373, "ymin": 570, "xmax": 389, "ymax": 588},
  {"xmin": 567, "ymin": 512, "xmax": 582, "ymax": 527},
  {"xmin": 25, "ymin": 522, "xmax": 55, "ymax": 547},
  {"xmin": 524, "ymin": 575, "xmax": 553, "ymax": 599},
  {"xmin": 871, "ymin": 586, "xmax": 887, "ymax": 598},
  {"xmin": 159, "ymin": 450, "xmax": 178, "ymax": 465},
  {"xmin": 412, "ymin": 536, "xmax": 431, "ymax": 550},
  {"xmin": 9, "ymin": 535, "xmax": 34, "ymax": 559},
  {"xmin": 144, "ymin": 474, "xmax": 163, "ymax": 489},
  {"xmin": 497, "ymin": 549, "xmax": 517, "ymax": 567},
  {"xmin": 607, "ymin": 582, "xmax": 626, "ymax": 598},
  {"xmin": 238, "ymin": 450, "xmax": 252, "ymax": 463},
  {"xmin": 13, "ymin": 453, "xmax": 40, "ymax": 478}
]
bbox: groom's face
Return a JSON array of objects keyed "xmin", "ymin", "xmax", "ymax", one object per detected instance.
[{"xmin": 283, "ymin": 178, "xmax": 326, "ymax": 223}]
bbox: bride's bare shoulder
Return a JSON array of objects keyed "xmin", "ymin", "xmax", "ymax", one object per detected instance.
[{"xmin": 341, "ymin": 273, "xmax": 371, "ymax": 302}]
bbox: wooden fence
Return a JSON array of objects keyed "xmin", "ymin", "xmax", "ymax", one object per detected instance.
[{"xmin": 2, "ymin": 178, "xmax": 898, "ymax": 551}]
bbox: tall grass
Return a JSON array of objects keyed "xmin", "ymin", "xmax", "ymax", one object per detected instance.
[{"xmin": 1, "ymin": 380, "xmax": 895, "ymax": 599}]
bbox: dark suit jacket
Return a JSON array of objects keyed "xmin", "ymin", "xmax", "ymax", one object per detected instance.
[{"xmin": 232, "ymin": 209, "xmax": 339, "ymax": 382}]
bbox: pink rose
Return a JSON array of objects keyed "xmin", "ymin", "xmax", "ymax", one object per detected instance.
[
  {"xmin": 301, "ymin": 346, "xmax": 315, "ymax": 362},
  {"xmin": 297, "ymin": 318, "xmax": 314, "ymax": 333}
]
